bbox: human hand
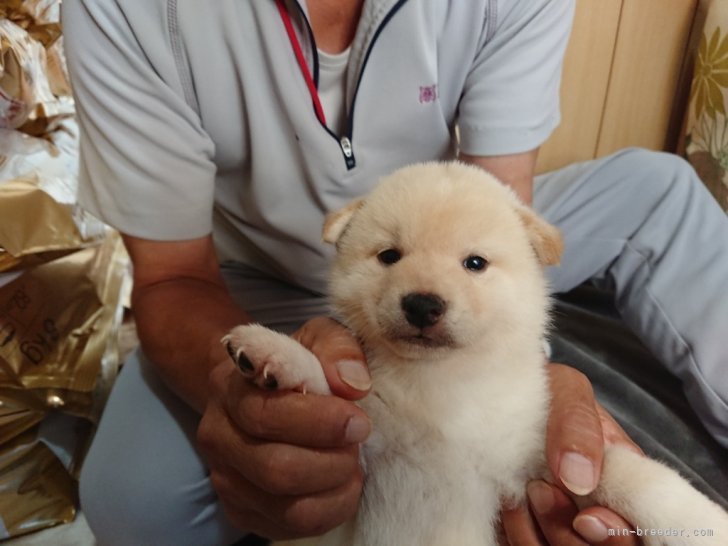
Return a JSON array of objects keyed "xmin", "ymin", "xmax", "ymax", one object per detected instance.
[
  {"xmin": 501, "ymin": 363, "xmax": 644, "ymax": 545},
  {"xmin": 197, "ymin": 317, "xmax": 371, "ymax": 539}
]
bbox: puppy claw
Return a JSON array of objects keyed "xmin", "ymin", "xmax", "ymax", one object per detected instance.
[
  {"xmin": 236, "ymin": 352, "xmax": 255, "ymax": 374},
  {"xmin": 224, "ymin": 338, "xmax": 236, "ymax": 360},
  {"xmin": 222, "ymin": 336, "xmax": 255, "ymax": 374}
]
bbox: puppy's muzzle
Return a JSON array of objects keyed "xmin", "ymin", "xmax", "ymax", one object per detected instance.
[{"xmin": 401, "ymin": 293, "xmax": 447, "ymax": 329}]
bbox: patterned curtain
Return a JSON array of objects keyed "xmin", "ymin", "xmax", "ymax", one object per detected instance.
[{"xmin": 684, "ymin": 0, "xmax": 728, "ymax": 211}]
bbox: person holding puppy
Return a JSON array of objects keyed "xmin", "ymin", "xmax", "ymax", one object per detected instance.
[{"xmin": 62, "ymin": 0, "xmax": 728, "ymax": 545}]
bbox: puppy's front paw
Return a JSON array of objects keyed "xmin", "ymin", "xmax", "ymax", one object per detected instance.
[{"xmin": 222, "ymin": 324, "xmax": 331, "ymax": 395}]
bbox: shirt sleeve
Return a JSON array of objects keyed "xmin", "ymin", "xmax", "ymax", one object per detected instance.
[
  {"xmin": 458, "ymin": 0, "xmax": 576, "ymax": 156},
  {"xmin": 62, "ymin": 0, "xmax": 217, "ymax": 240}
]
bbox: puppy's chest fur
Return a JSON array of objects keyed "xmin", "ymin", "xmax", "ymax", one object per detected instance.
[{"xmin": 350, "ymin": 352, "xmax": 549, "ymax": 546}]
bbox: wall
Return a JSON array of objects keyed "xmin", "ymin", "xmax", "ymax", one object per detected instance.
[{"xmin": 537, "ymin": 0, "xmax": 699, "ymax": 174}]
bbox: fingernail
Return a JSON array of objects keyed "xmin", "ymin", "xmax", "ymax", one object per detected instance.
[
  {"xmin": 345, "ymin": 415, "xmax": 371, "ymax": 443},
  {"xmin": 574, "ymin": 515, "xmax": 609, "ymax": 543},
  {"xmin": 559, "ymin": 452, "xmax": 597, "ymax": 495},
  {"xmin": 527, "ymin": 481, "xmax": 554, "ymax": 515},
  {"xmin": 337, "ymin": 359, "xmax": 371, "ymax": 391}
]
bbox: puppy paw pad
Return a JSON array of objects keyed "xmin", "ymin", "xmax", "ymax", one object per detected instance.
[
  {"xmin": 221, "ymin": 324, "xmax": 331, "ymax": 395},
  {"xmin": 223, "ymin": 339, "xmax": 256, "ymax": 374}
]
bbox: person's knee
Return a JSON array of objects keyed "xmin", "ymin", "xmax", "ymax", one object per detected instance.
[
  {"xmin": 79, "ymin": 438, "xmax": 244, "ymax": 546},
  {"xmin": 80, "ymin": 448, "xmax": 167, "ymax": 546},
  {"xmin": 80, "ymin": 441, "xmax": 212, "ymax": 546},
  {"xmin": 612, "ymin": 148, "xmax": 700, "ymax": 201},
  {"xmin": 76, "ymin": 350, "xmax": 244, "ymax": 545}
]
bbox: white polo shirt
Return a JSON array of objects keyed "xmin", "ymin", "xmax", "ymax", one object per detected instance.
[{"xmin": 62, "ymin": 0, "xmax": 574, "ymax": 294}]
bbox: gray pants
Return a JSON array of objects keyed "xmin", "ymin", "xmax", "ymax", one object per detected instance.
[{"xmin": 79, "ymin": 149, "xmax": 728, "ymax": 546}]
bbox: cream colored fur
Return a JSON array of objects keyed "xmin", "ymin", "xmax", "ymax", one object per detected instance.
[{"xmin": 225, "ymin": 162, "xmax": 728, "ymax": 546}]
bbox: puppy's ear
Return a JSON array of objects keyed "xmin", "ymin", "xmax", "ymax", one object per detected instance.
[
  {"xmin": 515, "ymin": 206, "xmax": 563, "ymax": 266},
  {"xmin": 322, "ymin": 198, "xmax": 365, "ymax": 245}
]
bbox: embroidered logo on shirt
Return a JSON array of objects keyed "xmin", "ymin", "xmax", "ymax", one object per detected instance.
[{"xmin": 419, "ymin": 84, "xmax": 438, "ymax": 104}]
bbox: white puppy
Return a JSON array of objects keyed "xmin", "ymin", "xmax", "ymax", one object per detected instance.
[{"xmin": 224, "ymin": 162, "xmax": 728, "ymax": 546}]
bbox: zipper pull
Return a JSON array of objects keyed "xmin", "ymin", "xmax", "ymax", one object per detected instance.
[{"xmin": 340, "ymin": 137, "xmax": 356, "ymax": 170}]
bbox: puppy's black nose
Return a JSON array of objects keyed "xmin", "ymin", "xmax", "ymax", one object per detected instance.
[{"xmin": 401, "ymin": 293, "xmax": 447, "ymax": 328}]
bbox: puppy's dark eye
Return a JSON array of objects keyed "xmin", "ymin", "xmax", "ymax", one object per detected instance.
[
  {"xmin": 463, "ymin": 255, "xmax": 488, "ymax": 272},
  {"xmin": 377, "ymin": 248, "xmax": 402, "ymax": 265}
]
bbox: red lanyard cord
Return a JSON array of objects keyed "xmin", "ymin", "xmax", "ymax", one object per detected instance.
[{"xmin": 275, "ymin": 0, "xmax": 327, "ymax": 126}]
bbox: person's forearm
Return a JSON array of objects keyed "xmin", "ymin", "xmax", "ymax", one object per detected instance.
[
  {"xmin": 132, "ymin": 277, "xmax": 249, "ymax": 413},
  {"xmin": 459, "ymin": 149, "xmax": 538, "ymax": 205}
]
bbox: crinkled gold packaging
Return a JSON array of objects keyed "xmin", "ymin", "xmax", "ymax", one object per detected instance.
[
  {"xmin": 0, "ymin": 399, "xmax": 43, "ymax": 446},
  {"xmin": 0, "ymin": 232, "xmax": 131, "ymax": 419},
  {"xmin": 0, "ymin": 230, "xmax": 130, "ymax": 541},
  {"xmin": 0, "ymin": 224, "xmax": 130, "ymax": 542},
  {"xmin": 0, "ymin": 427, "xmax": 77, "ymax": 539},
  {"xmin": 0, "ymin": 120, "xmax": 107, "ymax": 272},
  {"xmin": 0, "ymin": 0, "xmax": 73, "ymax": 136},
  {"xmin": 0, "ymin": 1, "xmax": 134, "ymax": 537}
]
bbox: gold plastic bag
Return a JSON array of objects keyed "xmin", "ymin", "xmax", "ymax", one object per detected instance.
[
  {"xmin": 0, "ymin": 120, "xmax": 107, "ymax": 272},
  {"xmin": 0, "ymin": 232, "xmax": 131, "ymax": 419},
  {"xmin": 0, "ymin": 0, "xmax": 63, "ymax": 47},
  {"xmin": 0, "ymin": 230, "xmax": 129, "ymax": 536},
  {"xmin": 0, "ymin": 398, "xmax": 44, "ymax": 446},
  {"xmin": 0, "ymin": 427, "xmax": 76, "ymax": 540},
  {"xmin": 0, "ymin": 0, "xmax": 71, "ymax": 99},
  {"xmin": 0, "ymin": 0, "xmax": 72, "ymax": 135}
]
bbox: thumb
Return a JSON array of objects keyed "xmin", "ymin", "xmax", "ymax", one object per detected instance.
[
  {"xmin": 293, "ymin": 317, "xmax": 371, "ymax": 400},
  {"xmin": 547, "ymin": 363, "xmax": 604, "ymax": 496},
  {"xmin": 574, "ymin": 507, "xmax": 639, "ymax": 545}
]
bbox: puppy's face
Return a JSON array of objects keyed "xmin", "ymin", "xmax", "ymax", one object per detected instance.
[{"xmin": 324, "ymin": 162, "xmax": 561, "ymax": 361}]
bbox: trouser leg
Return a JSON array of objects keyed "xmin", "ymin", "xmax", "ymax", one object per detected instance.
[
  {"xmin": 79, "ymin": 349, "xmax": 245, "ymax": 546},
  {"xmin": 534, "ymin": 148, "xmax": 728, "ymax": 448}
]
